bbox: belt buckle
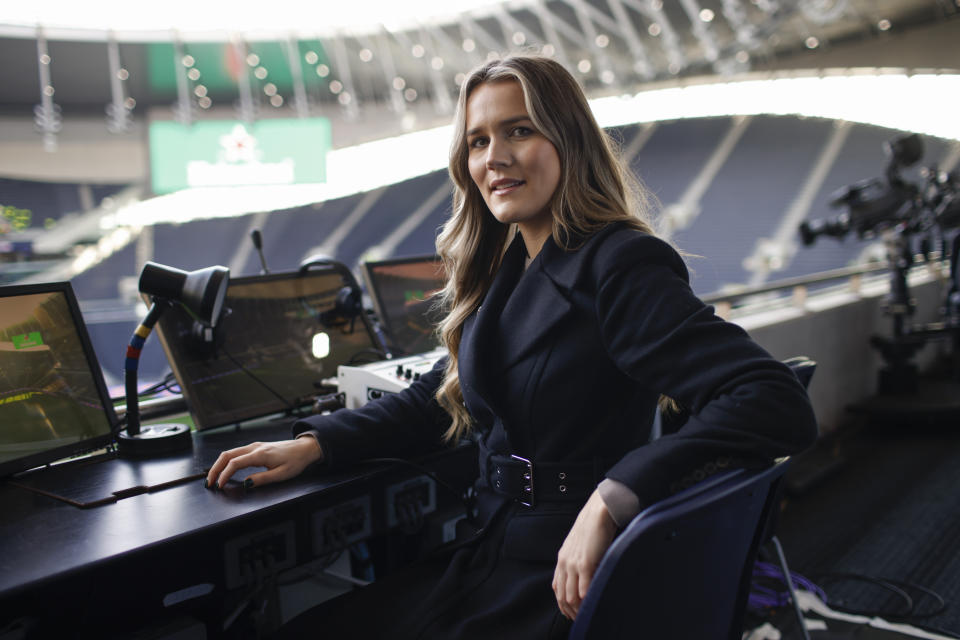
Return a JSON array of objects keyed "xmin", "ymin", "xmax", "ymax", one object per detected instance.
[{"xmin": 511, "ymin": 454, "xmax": 535, "ymax": 508}]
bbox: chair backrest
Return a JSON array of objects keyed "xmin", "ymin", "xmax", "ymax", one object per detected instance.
[
  {"xmin": 569, "ymin": 460, "xmax": 790, "ymax": 640},
  {"xmin": 783, "ymin": 356, "xmax": 817, "ymax": 390}
]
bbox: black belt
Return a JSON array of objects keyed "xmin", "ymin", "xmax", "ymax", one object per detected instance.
[{"xmin": 486, "ymin": 453, "xmax": 598, "ymax": 508}]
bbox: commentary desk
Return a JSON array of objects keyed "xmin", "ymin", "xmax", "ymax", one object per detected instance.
[{"xmin": 0, "ymin": 420, "xmax": 477, "ymax": 639}]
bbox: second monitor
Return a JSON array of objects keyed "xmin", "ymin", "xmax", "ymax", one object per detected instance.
[{"xmin": 361, "ymin": 255, "xmax": 446, "ymax": 357}]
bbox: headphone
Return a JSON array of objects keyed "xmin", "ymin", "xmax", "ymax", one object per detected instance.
[
  {"xmin": 191, "ymin": 311, "xmax": 229, "ymax": 359},
  {"xmin": 185, "ymin": 255, "xmax": 363, "ymax": 361},
  {"xmin": 298, "ymin": 254, "xmax": 363, "ymax": 333}
]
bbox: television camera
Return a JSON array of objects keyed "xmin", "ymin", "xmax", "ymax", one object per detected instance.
[{"xmin": 798, "ymin": 133, "xmax": 960, "ymax": 394}]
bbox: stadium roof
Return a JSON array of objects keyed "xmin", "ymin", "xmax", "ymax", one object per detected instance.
[
  {"xmin": 1, "ymin": 0, "xmax": 956, "ymax": 124},
  {"xmin": 0, "ymin": 0, "xmax": 519, "ymax": 40}
]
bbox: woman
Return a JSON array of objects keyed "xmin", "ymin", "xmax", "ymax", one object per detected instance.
[{"xmin": 206, "ymin": 54, "xmax": 818, "ymax": 638}]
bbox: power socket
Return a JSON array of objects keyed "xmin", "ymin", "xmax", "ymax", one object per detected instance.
[
  {"xmin": 385, "ymin": 477, "xmax": 436, "ymax": 528},
  {"xmin": 224, "ymin": 521, "xmax": 296, "ymax": 589},
  {"xmin": 311, "ymin": 495, "xmax": 372, "ymax": 555}
]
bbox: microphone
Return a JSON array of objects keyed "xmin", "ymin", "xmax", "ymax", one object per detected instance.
[{"xmin": 250, "ymin": 229, "xmax": 270, "ymax": 274}]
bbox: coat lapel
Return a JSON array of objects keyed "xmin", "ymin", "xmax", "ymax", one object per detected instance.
[
  {"xmin": 460, "ymin": 232, "xmax": 576, "ymax": 417},
  {"xmin": 459, "ymin": 233, "xmax": 527, "ymax": 407},
  {"xmin": 494, "ymin": 255, "xmax": 571, "ymax": 370}
]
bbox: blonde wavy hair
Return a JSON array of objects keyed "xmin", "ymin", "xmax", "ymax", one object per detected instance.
[{"xmin": 435, "ymin": 54, "xmax": 658, "ymax": 442}]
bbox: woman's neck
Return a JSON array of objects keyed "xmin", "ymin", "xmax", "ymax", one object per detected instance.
[{"xmin": 517, "ymin": 220, "xmax": 552, "ymax": 261}]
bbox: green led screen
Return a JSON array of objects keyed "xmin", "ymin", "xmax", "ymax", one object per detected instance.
[{"xmin": 148, "ymin": 118, "xmax": 331, "ymax": 194}]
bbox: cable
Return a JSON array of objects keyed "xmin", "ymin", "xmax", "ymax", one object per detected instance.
[
  {"xmin": 814, "ymin": 572, "xmax": 955, "ymax": 636},
  {"xmin": 910, "ymin": 622, "xmax": 960, "ymax": 640},
  {"xmin": 397, "ymin": 499, "xmax": 424, "ymax": 535},
  {"xmin": 752, "ymin": 564, "xmax": 954, "ymax": 630},
  {"xmin": 110, "ymin": 370, "xmax": 180, "ymax": 403},
  {"xmin": 749, "ymin": 565, "xmax": 956, "ymax": 639},
  {"xmin": 814, "ymin": 572, "xmax": 915, "ymax": 619},
  {"xmin": 220, "ymin": 345, "xmax": 304, "ymax": 418},
  {"xmin": 139, "ymin": 371, "xmax": 181, "ymax": 396},
  {"xmin": 749, "ymin": 561, "xmax": 826, "ymax": 611},
  {"xmin": 879, "ymin": 579, "xmax": 947, "ymax": 620},
  {"xmin": 276, "ymin": 552, "xmax": 345, "ymax": 587},
  {"xmin": 350, "ymin": 541, "xmax": 375, "ymax": 583}
]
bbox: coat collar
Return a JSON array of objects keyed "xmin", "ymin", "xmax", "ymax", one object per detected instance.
[{"xmin": 466, "ymin": 223, "xmax": 640, "ymax": 377}]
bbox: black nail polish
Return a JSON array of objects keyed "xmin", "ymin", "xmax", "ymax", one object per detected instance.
[
  {"xmin": 244, "ymin": 478, "xmax": 254, "ymax": 490},
  {"xmin": 203, "ymin": 479, "xmax": 209, "ymax": 489}
]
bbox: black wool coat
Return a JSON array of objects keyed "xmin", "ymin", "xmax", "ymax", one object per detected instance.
[{"xmin": 291, "ymin": 223, "xmax": 818, "ymax": 638}]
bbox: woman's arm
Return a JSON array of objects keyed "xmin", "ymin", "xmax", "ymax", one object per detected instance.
[
  {"xmin": 553, "ymin": 230, "xmax": 818, "ymax": 618},
  {"xmin": 593, "ymin": 232, "xmax": 818, "ymax": 505},
  {"xmin": 291, "ymin": 355, "xmax": 452, "ymax": 468},
  {"xmin": 205, "ymin": 356, "xmax": 452, "ymax": 488}
]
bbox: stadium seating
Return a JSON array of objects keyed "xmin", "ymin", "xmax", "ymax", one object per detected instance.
[{"xmin": 7, "ymin": 116, "xmax": 956, "ymax": 389}]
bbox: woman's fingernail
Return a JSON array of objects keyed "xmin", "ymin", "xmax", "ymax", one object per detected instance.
[
  {"xmin": 244, "ymin": 478, "xmax": 254, "ymax": 490},
  {"xmin": 203, "ymin": 478, "xmax": 209, "ymax": 489}
]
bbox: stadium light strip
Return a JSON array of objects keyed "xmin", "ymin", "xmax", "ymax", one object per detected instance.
[
  {"xmin": 0, "ymin": 0, "xmax": 535, "ymax": 41},
  {"xmin": 103, "ymin": 70, "xmax": 960, "ymax": 229},
  {"xmin": 590, "ymin": 71, "xmax": 960, "ymax": 140}
]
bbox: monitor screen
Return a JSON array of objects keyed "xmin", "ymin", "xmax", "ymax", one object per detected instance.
[
  {"xmin": 361, "ymin": 255, "xmax": 446, "ymax": 357},
  {"xmin": 153, "ymin": 266, "xmax": 382, "ymax": 431},
  {"xmin": 0, "ymin": 282, "xmax": 117, "ymax": 477}
]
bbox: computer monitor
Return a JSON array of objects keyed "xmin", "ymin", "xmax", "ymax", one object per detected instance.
[
  {"xmin": 0, "ymin": 282, "xmax": 117, "ymax": 478},
  {"xmin": 361, "ymin": 255, "xmax": 446, "ymax": 356},
  {"xmin": 152, "ymin": 264, "xmax": 382, "ymax": 431}
]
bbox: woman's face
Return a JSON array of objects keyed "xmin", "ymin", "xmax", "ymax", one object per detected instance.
[{"xmin": 465, "ymin": 80, "xmax": 561, "ymax": 241}]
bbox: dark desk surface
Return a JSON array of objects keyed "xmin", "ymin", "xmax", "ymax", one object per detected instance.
[{"xmin": 0, "ymin": 420, "xmax": 476, "ymax": 637}]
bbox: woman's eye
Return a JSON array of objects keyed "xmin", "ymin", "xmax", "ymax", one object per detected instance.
[
  {"xmin": 469, "ymin": 137, "xmax": 488, "ymax": 149},
  {"xmin": 510, "ymin": 126, "xmax": 533, "ymax": 137}
]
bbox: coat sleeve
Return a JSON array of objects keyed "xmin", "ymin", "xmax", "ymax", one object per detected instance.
[
  {"xmin": 592, "ymin": 232, "xmax": 818, "ymax": 508},
  {"xmin": 291, "ymin": 356, "xmax": 452, "ymax": 468}
]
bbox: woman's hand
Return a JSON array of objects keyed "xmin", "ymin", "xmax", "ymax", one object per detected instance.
[
  {"xmin": 552, "ymin": 489, "xmax": 618, "ymax": 620},
  {"xmin": 205, "ymin": 436, "xmax": 323, "ymax": 489}
]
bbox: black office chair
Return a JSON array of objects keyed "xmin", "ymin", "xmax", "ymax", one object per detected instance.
[
  {"xmin": 569, "ymin": 459, "xmax": 791, "ymax": 640},
  {"xmin": 569, "ymin": 357, "xmax": 818, "ymax": 640},
  {"xmin": 783, "ymin": 355, "xmax": 817, "ymax": 391},
  {"xmin": 763, "ymin": 355, "xmax": 817, "ymax": 640}
]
